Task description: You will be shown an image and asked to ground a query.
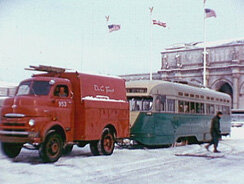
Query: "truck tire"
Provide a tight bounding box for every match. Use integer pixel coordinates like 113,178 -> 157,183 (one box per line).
39,132 -> 63,163
62,145 -> 73,155
1,143 -> 22,158
99,128 -> 115,155
90,141 -> 100,156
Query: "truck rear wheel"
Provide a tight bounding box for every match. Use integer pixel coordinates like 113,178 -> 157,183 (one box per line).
39,132 -> 63,163
1,143 -> 22,158
90,141 -> 100,156
99,128 -> 115,155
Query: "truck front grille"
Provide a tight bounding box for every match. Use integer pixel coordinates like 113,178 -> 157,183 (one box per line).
3,123 -> 25,127
0,118 -> 29,138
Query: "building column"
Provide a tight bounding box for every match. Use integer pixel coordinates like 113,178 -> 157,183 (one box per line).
160,72 -> 168,81
175,71 -> 182,81
205,69 -> 210,88
232,71 -> 240,109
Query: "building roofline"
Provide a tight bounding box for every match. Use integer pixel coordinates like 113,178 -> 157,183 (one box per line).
161,43 -> 244,54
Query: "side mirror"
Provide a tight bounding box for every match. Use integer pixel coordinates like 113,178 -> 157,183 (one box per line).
70,91 -> 74,99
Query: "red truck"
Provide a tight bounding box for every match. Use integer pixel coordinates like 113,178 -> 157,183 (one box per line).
0,65 -> 129,162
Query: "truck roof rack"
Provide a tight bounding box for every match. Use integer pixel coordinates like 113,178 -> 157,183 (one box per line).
25,65 -> 69,73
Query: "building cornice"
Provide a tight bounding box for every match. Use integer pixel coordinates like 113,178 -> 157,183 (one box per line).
161,43 -> 244,54
159,64 -> 244,73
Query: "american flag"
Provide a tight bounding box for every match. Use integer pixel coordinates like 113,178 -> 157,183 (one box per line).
108,24 -> 121,32
205,8 -> 216,18
152,20 -> 166,28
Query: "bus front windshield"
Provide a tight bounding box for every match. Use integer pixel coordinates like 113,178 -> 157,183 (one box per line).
16,80 -> 51,96
128,97 -> 153,111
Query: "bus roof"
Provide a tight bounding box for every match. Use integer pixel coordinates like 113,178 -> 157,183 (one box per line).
126,80 -> 231,103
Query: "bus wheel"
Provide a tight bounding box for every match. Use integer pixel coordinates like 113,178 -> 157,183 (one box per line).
90,141 -> 100,156
99,128 -> 115,155
39,132 -> 63,163
1,143 -> 22,158
62,145 -> 73,155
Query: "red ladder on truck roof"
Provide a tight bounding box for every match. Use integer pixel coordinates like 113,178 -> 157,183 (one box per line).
25,65 -> 69,73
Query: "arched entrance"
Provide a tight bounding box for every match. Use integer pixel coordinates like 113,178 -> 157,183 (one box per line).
211,80 -> 233,108
218,83 -> 233,99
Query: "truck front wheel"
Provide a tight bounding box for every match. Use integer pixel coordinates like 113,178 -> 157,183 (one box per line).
1,143 -> 22,158
99,128 -> 115,155
39,132 -> 63,163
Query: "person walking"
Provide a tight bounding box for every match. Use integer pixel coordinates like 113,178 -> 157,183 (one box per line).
205,111 -> 223,153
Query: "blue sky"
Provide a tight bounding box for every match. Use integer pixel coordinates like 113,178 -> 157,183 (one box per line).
0,0 -> 243,83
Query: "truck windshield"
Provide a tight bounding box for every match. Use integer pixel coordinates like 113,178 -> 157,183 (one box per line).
16,81 -> 51,96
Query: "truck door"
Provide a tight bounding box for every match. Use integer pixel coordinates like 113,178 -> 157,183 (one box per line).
52,84 -> 73,133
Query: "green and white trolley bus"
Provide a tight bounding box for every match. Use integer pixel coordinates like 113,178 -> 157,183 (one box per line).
126,80 -> 231,146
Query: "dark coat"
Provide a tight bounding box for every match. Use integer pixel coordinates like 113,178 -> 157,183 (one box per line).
210,115 -> 221,137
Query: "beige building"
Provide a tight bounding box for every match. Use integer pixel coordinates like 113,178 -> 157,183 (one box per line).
121,39 -> 244,113
0,81 -> 17,110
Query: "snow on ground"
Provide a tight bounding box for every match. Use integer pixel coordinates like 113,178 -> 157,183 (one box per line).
1,127 -> 244,184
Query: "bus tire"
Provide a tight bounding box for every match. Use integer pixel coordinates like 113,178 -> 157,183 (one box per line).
99,128 -> 115,155
90,141 -> 100,156
1,142 -> 22,158
39,132 -> 63,163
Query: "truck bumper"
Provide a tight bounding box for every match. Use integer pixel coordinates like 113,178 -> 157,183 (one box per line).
0,130 -> 41,144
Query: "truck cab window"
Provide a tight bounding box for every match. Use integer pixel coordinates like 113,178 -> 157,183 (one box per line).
16,81 -> 51,96
30,81 -> 51,95
16,81 -> 31,96
54,85 -> 69,97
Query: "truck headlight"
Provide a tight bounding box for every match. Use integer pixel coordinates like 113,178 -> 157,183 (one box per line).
28,119 -> 35,126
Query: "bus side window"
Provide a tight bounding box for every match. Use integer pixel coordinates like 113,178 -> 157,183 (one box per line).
228,106 -> 230,115
155,95 -> 166,112
200,103 -> 204,114
190,102 -> 195,113
167,99 -> 175,112
133,99 -> 142,111
142,98 -> 153,111
184,102 -> 189,113
210,105 -> 215,114
129,99 -> 134,111
196,103 -> 200,113
227,106 -> 230,115
178,101 -> 184,113
207,104 -> 215,114
206,104 -> 210,114
222,106 -> 230,115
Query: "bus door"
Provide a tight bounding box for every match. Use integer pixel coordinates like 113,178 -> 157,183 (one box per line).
154,95 -> 175,143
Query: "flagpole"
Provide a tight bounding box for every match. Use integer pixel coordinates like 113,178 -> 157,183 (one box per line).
203,1 -> 207,87
149,7 -> 153,81
105,16 -> 110,74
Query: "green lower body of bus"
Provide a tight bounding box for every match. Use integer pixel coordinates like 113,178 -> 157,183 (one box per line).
130,112 -> 231,146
